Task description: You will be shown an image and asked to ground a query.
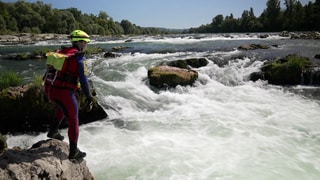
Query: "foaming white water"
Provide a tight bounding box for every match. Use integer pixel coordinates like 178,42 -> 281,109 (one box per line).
33,33 -> 290,46
85,55 -> 320,179
7,76 -> 320,179
124,33 -> 288,44
6,41 -> 320,179
79,74 -> 320,179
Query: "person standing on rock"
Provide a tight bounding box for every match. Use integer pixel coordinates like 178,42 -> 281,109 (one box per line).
43,30 -> 93,160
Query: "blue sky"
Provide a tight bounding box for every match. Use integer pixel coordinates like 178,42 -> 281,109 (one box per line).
3,0 -> 315,29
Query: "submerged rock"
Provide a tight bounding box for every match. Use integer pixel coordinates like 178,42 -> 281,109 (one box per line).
0,139 -> 93,180
104,52 -> 121,58
238,44 -> 270,50
164,58 -> 209,69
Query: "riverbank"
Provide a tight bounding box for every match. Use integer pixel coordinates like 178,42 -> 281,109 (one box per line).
0,33 -> 67,45
0,33 -> 111,46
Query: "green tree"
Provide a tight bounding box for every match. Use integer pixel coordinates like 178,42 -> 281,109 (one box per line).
239,10 -> 250,32
96,19 -> 109,32
66,8 -> 82,20
248,7 -> 263,31
7,0 -> 45,33
114,22 -> 124,34
294,1 -> 304,30
97,26 -> 106,35
77,14 -> 95,34
121,20 -> 135,34
263,0 -> 282,31
0,1 -> 10,25
284,0 -> 297,30
33,1 -> 52,32
221,14 -> 238,32
211,14 -> 224,32
46,10 -> 75,33
0,15 -> 6,32
98,11 -> 109,20
7,17 -> 18,32
304,0 -> 320,30
314,0 -> 320,30
0,1 -> 180,35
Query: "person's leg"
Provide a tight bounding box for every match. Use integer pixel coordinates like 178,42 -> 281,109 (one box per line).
48,87 -> 86,160
46,86 -> 65,140
47,107 -> 65,140
66,90 -> 79,144
60,89 -> 86,160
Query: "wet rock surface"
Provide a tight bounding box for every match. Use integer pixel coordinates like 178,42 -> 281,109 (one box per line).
0,139 -> 93,180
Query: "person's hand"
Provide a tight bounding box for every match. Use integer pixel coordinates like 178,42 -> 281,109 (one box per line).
84,97 -> 93,112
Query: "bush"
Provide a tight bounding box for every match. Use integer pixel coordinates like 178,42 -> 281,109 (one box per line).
33,48 -> 53,56
0,133 -> 7,154
30,74 -> 43,88
0,72 -> 22,90
85,46 -> 104,55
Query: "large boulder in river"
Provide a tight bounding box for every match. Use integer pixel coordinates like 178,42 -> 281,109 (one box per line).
249,54 -> 318,85
0,139 -> 93,179
148,66 -> 198,88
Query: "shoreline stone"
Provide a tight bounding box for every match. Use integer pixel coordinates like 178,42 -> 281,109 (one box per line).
0,139 -> 94,179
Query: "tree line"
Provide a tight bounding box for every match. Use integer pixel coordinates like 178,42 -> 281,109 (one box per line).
0,0 -> 319,36
188,0 -> 320,33
0,0 -> 170,35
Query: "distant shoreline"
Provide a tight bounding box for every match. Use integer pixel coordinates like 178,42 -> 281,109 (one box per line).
0,33 -> 115,46
0,33 -> 67,45
0,31 -> 319,46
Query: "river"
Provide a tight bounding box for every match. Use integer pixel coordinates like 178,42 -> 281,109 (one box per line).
1,33 -> 320,180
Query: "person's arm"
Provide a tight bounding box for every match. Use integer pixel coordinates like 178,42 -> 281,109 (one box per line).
76,55 -> 91,100
76,55 -> 93,112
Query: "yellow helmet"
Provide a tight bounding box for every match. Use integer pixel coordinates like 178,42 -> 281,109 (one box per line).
69,30 -> 90,43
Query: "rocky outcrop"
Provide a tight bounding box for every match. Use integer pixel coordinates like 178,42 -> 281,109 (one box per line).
148,66 -> 198,88
238,44 -> 270,50
249,54 -> 320,85
279,31 -> 320,39
0,139 -> 93,180
0,83 -> 108,134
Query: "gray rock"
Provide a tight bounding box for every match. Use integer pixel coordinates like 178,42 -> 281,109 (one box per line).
0,139 -> 93,180
238,44 -> 270,50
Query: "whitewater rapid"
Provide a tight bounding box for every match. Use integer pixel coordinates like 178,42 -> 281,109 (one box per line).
5,33 -> 320,179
